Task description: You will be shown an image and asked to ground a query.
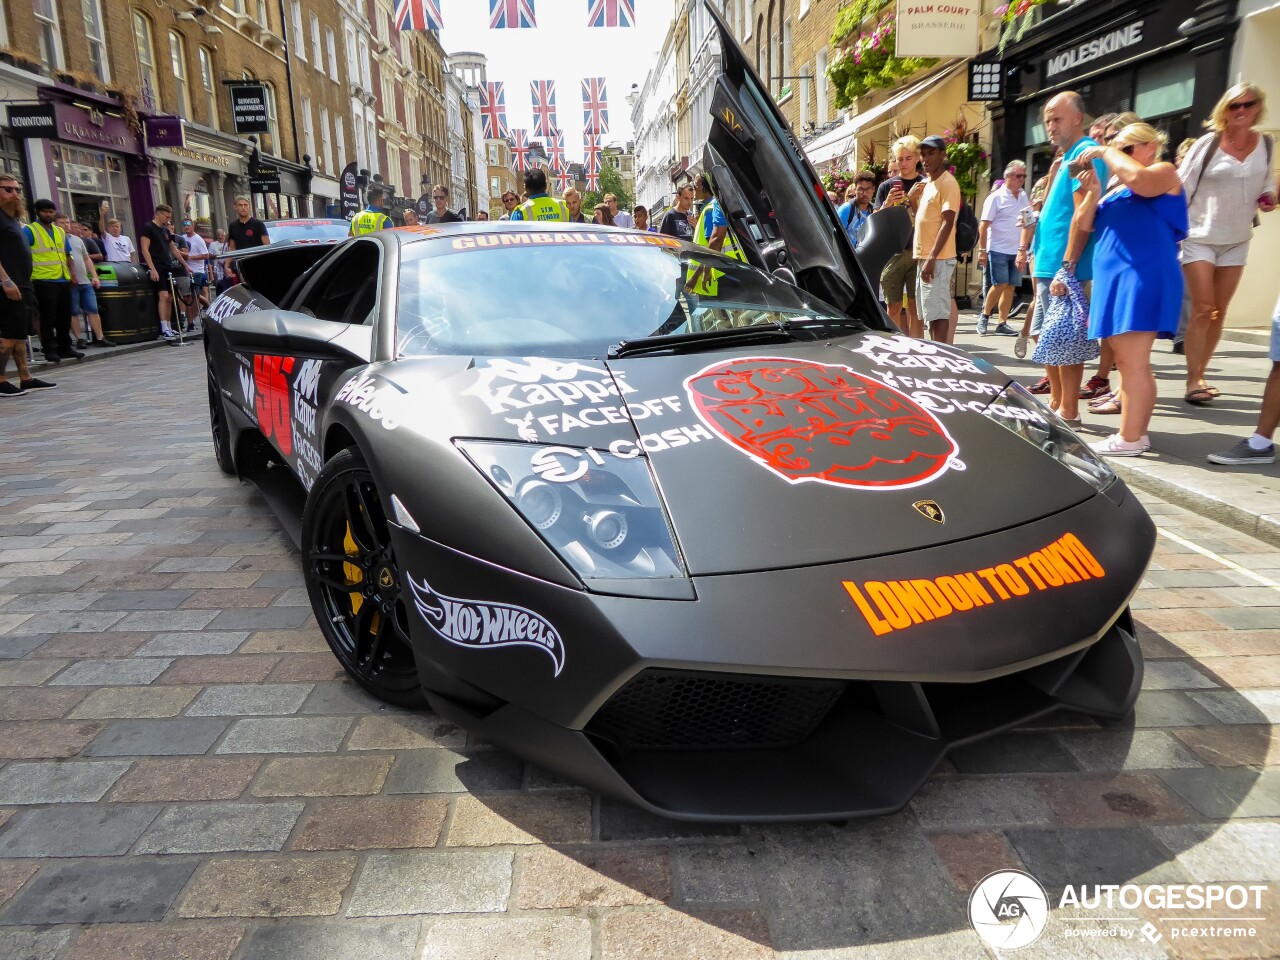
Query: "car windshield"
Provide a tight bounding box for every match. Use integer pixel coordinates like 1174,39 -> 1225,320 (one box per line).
394,231 -> 848,358
265,220 -> 350,244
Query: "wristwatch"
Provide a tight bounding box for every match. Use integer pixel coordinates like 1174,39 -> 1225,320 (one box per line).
1061,260 -> 1076,273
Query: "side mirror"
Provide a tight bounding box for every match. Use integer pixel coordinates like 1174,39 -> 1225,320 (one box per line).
221,309 -> 370,364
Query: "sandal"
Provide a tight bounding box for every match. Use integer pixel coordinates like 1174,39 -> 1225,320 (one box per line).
1184,387 -> 1215,406
1091,395 -> 1122,414
1205,385 -> 1221,398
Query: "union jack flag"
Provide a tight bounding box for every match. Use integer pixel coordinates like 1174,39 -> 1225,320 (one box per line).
587,0 -> 634,28
583,134 -> 602,175
586,172 -> 600,191
581,78 -> 609,135
510,129 -> 531,172
489,0 -> 536,29
530,80 -> 557,139
556,167 -> 574,193
479,82 -> 508,140
394,0 -> 443,30
546,132 -> 565,170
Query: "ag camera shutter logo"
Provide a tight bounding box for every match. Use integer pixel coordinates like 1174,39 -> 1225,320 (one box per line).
969,870 -> 1049,950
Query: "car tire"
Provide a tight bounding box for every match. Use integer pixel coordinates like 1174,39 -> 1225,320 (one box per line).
207,364 -> 236,476
302,448 -> 426,708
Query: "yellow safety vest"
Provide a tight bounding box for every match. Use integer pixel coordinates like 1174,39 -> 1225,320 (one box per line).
694,200 -> 745,262
516,196 -> 569,222
352,209 -> 391,235
30,223 -> 69,281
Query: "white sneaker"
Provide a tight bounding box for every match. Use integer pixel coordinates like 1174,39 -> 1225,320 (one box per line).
1091,434 -> 1149,457
1014,334 -> 1029,359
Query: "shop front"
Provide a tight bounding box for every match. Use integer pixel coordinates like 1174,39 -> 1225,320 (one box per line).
249,150 -> 313,221
310,171 -> 341,219
0,63 -> 51,201
150,129 -> 249,238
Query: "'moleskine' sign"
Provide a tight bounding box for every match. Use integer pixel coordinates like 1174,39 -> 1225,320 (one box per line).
896,3 -> 980,58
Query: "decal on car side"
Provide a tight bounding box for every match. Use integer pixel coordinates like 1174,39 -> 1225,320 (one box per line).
407,575 -> 565,676
463,357 -> 634,415
842,532 -> 1106,637
685,356 -> 960,490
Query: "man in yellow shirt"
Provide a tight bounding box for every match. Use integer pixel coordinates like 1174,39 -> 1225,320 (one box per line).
908,135 -> 961,343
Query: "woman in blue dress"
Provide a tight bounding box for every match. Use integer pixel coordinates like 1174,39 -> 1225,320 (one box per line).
1074,123 -> 1187,456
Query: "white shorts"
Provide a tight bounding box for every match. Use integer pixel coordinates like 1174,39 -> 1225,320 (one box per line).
1181,239 -> 1251,268
1270,314 -> 1280,363
915,258 -> 956,324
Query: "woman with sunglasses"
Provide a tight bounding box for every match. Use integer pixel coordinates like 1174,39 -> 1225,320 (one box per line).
1073,124 -> 1187,456
1177,82 -> 1276,406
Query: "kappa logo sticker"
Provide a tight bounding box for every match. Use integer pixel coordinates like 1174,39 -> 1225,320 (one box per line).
685,356 -> 960,490
407,575 -> 565,676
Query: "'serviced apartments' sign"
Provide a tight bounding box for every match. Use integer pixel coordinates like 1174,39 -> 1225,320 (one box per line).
1046,20 -> 1144,79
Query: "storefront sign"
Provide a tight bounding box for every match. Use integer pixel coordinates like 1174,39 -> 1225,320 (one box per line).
340,161 -> 360,218
51,102 -> 138,153
6,103 -> 56,138
250,171 -> 282,193
154,145 -> 243,173
1045,20 -> 1145,81
969,61 -> 1004,102
145,116 -> 185,149
230,83 -> 270,134
896,2 -> 980,58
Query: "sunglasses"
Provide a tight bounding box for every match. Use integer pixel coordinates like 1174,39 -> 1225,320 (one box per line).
1229,99 -> 1259,111
432,195 -> 447,200
0,186 -> 19,194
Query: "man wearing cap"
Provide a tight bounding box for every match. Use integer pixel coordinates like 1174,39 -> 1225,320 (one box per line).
908,135 -> 961,343
25,199 -> 81,363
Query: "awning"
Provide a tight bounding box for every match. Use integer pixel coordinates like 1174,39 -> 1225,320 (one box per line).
804,61 -> 967,167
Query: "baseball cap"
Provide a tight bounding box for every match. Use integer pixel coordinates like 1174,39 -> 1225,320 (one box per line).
919,135 -> 947,151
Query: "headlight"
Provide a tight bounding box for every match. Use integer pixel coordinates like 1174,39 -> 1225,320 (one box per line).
456,440 -> 688,581
982,384 -> 1116,491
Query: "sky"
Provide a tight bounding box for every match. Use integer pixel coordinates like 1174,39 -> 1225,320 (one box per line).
436,0 -> 676,163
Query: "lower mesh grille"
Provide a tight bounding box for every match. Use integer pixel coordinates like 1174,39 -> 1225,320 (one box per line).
586,669 -> 846,752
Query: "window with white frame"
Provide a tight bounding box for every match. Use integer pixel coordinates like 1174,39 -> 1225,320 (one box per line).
358,37 -> 371,89
302,96 -> 315,165
169,31 -> 192,119
335,112 -> 346,168
311,16 -> 323,66
82,0 -> 109,81
326,28 -> 338,79
198,46 -> 218,128
291,0 -> 305,60
815,49 -> 829,124
263,82 -> 280,155
366,117 -> 377,173
319,105 -> 332,171
34,0 -> 62,72
345,23 -> 357,80
800,0 -> 810,15
782,19 -> 793,98
134,13 -> 160,109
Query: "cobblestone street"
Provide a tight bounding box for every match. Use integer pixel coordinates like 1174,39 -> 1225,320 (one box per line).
1,348 -> 1278,959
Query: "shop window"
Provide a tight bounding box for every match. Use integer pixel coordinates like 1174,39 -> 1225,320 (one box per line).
199,47 -> 218,128
1136,58 -> 1195,120
134,13 -> 160,111
52,145 -> 132,238
169,31 -> 192,121
33,0 -> 61,72
82,0 -> 109,82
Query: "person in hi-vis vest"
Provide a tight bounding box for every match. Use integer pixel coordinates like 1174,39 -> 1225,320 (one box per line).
686,172 -> 745,298
350,185 -> 393,237
25,199 -> 80,362
510,169 -> 569,222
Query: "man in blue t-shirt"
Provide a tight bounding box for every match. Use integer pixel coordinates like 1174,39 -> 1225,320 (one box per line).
836,172 -> 876,248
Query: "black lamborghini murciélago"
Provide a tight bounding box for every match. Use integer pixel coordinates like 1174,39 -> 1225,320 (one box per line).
203,4 -> 1154,821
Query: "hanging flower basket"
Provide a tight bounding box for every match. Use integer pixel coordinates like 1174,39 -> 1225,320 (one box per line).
827,0 -> 937,110
997,0 -> 1057,55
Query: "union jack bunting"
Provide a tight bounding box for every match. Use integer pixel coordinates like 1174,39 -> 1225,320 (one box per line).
587,0 -> 634,28
583,134 -> 602,175
581,77 -> 609,135
530,80 -> 557,140
489,0 -> 536,29
510,129 -> 531,172
479,82 -> 508,140
394,0 -> 443,30
556,166 -> 574,193
546,132 -> 565,170
586,173 -> 600,191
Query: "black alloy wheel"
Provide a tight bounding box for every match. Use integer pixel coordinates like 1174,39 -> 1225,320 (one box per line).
302,448 -> 425,707
207,364 -> 236,475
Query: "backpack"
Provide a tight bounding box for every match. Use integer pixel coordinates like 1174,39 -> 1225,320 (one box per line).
954,201 -> 979,254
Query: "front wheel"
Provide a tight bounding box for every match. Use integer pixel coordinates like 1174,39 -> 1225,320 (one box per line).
301,448 -> 425,707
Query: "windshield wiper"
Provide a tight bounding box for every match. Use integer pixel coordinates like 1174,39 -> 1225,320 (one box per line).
609,322 -> 796,359
778,316 -> 870,334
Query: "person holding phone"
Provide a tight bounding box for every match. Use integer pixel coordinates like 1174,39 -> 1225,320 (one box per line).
874,136 -> 924,337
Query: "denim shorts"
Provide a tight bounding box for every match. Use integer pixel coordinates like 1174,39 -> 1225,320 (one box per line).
987,251 -> 1021,287
71,283 -> 98,316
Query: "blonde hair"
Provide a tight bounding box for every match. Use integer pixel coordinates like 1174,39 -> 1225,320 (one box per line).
1112,122 -> 1168,152
563,187 -> 581,202
890,135 -> 920,159
1176,137 -> 1197,165
1207,82 -> 1267,132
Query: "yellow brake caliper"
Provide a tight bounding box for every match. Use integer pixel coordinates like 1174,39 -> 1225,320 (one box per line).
343,522 -> 381,637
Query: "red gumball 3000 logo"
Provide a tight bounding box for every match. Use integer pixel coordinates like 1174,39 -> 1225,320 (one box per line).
684,356 -> 958,490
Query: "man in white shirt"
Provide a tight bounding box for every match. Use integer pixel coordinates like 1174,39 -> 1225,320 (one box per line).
56,215 -> 111,347
605,194 -> 633,229
976,160 -> 1032,335
98,202 -> 137,264
180,220 -> 211,309
207,227 -> 228,292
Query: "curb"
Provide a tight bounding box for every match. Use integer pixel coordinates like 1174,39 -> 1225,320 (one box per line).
30,334 -> 198,372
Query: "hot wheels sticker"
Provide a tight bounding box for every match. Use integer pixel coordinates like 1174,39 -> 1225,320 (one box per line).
685,356 -> 959,490
407,575 -> 565,676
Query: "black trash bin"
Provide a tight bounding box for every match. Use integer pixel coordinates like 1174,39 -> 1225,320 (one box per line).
96,263 -> 159,344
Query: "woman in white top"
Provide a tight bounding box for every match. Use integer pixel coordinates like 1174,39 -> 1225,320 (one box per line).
1179,82 -> 1277,405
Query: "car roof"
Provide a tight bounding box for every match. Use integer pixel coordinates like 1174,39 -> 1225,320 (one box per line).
384,220 -> 694,250
264,218 -> 349,227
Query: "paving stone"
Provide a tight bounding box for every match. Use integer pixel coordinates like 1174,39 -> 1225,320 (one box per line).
135,632 -> 249,656
1196,655 -> 1280,689
599,799 -> 739,841
238,921 -> 419,960
0,660 -> 69,686
187,683 -> 313,716
1131,691 -> 1222,727
669,845 -> 760,906
1204,606 -> 1280,630
0,687 -> 87,720
86,590 -> 193,611
69,685 -> 201,719
1008,826 -> 1190,892
217,717 -> 352,754
0,803 -> 163,857
345,714 -> 468,751
291,797 -> 448,850
384,748 -> 524,794
113,610 -> 219,632
420,916 -> 590,960
948,732 -> 1079,774
1141,660 -> 1221,691
0,857 -> 197,923
251,755 -> 393,797
1174,725 -> 1280,766
1189,688 -> 1280,725
109,757 -> 262,802
346,850 -> 513,916
0,861 -> 38,909
59,923 -> 246,960
1032,773 -> 1193,826
0,760 -> 131,803
171,572 -> 263,589
0,635 -> 46,658
299,681 -> 388,715
239,629 -> 330,654
447,793 -> 593,846
927,831 -> 1025,892
1152,822 -> 1280,883
135,801 -> 304,854
1160,768 -> 1280,818
518,845 -> 670,908
205,608 -> 315,631
600,909 -> 772,960
179,588 -> 281,609
10,611 -> 127,635
154,557 -> 239,572
34,632 -> 150,658
267,654 -> 345,683
159,654 -> 282,685
270,587 -> 311,607
1057,729 -> 1205,771
50,658 -> 172,686
910,778 -> 1054,829
0,720 -> 104,759
177,856 -> 357,918
86,717 -> 230,757
0,928 -> 74,960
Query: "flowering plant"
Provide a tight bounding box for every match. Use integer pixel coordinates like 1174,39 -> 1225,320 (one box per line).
997,0 -> 1057,53
943,132 -> 989,200
827,0 -> 937,108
